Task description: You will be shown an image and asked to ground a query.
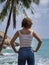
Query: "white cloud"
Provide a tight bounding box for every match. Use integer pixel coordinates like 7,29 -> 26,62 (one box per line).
40,0 -> 49,5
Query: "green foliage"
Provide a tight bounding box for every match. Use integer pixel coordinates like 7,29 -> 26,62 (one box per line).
28,0 -> 32,3
33,0 -> 40,5
21,0 -> 32,8
23,0 -> 30,8
0,0 -> 6,3
23,9 -> 28,17
0,0 -> 40,21
0,0 -> 40,24
0,0 -> 10,21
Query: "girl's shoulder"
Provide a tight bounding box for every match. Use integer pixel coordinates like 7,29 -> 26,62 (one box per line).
17,30 -> 22,35
29,29 -> 34,33
30,30 -> 37,36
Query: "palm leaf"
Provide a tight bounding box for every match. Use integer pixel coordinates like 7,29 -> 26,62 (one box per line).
0,0 -> 11,21
23,9 -> 28,17
30,6 -> 36,14
0,0 -> 6,3
21,0 -> 30,8
33,0 -> 40,5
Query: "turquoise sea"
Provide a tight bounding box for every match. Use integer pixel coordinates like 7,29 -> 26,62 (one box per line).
0,39 -> 49,65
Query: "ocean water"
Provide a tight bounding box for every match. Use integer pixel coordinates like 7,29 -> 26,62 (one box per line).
0,39 -> 49,65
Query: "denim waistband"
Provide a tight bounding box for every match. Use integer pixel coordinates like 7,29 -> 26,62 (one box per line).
19,47 -> 32,50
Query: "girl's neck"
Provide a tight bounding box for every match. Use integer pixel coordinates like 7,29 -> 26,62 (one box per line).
23,27 -> 30,30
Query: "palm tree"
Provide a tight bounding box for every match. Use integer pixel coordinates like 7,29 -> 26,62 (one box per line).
0,0 -> 40,52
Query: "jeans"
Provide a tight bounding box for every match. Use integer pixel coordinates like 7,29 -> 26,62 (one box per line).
18,47 -> 35,65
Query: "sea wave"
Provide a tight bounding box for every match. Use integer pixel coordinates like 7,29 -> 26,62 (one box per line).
0,55 -> 49,65
0,59 -> 49,65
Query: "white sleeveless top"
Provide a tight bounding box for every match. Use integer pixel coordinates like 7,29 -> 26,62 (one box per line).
19,31 -> 33,47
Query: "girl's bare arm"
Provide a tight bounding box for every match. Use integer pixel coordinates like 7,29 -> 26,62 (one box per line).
10,31 -> 19,53
33,31 -> 42,52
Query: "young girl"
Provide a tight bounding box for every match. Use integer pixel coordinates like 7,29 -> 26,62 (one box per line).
10,17 -> 42,65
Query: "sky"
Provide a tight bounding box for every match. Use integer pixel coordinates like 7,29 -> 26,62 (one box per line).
0,0 -> 49,39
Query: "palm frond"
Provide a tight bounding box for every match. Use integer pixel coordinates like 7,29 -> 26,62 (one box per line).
30,6 -> 36,14
27,0 -> 33,3
33,0 -> 40,5
30,8 -> 34,14
23,8 -> 28,17
0,0 -> 10,21
0,0 -> 6,3
21,0 -> 30,8
16,0 -> 19,4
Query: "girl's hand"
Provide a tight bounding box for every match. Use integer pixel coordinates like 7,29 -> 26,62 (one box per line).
15,51 -> 19,53
33,50 -> 38,52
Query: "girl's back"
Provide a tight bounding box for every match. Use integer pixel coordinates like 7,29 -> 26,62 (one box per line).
19,29 -> 33,47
